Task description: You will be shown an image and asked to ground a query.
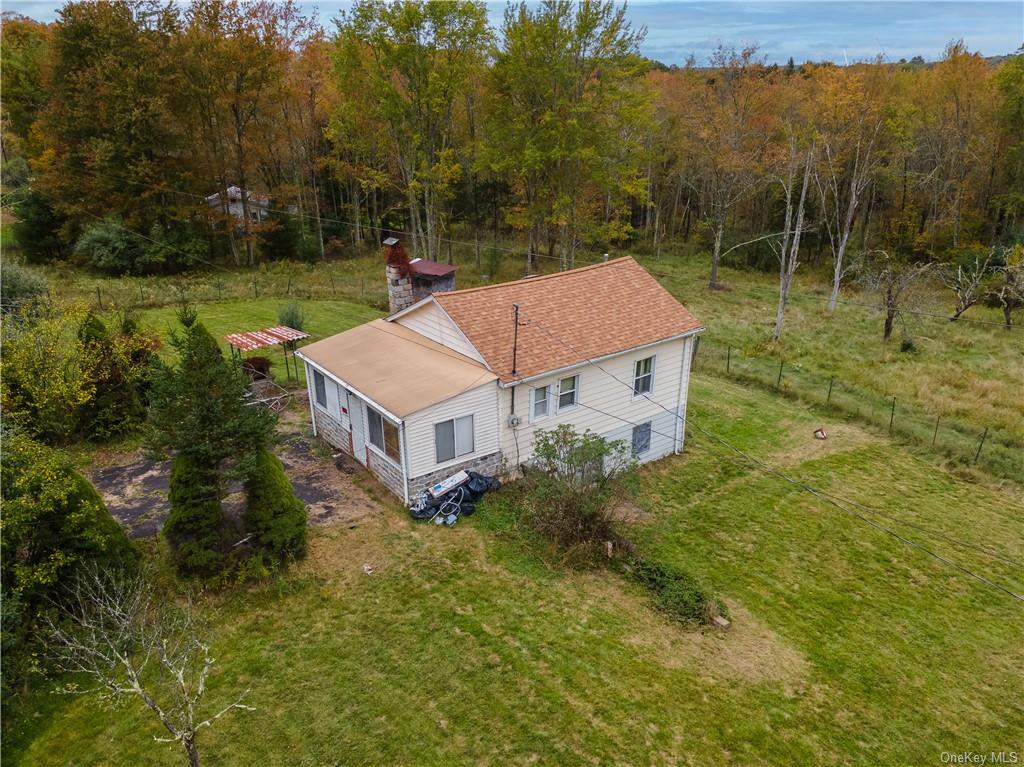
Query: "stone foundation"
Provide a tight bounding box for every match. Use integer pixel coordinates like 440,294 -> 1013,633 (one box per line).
313,406 -> 351,455
367,449 -> 406,499
407,451 -> 505,499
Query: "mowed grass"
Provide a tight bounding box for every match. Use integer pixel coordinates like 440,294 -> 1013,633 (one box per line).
7,376 -> 1022,766
132,298 -> 383,386
41,243 -> 1024,439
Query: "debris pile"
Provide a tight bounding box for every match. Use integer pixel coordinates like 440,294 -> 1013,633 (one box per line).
409,470 -> 501,526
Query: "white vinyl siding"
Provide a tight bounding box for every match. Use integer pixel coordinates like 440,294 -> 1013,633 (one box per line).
403,381 -> 500,478
499,335 -> 694,467
391,301 -> 486,364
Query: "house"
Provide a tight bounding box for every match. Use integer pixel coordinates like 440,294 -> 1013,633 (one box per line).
205,186 -> 270,223
295,254 -> 704,503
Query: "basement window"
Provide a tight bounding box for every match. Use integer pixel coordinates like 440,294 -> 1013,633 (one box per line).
435,415 -> 474,463
632,422 -> 652,456
367,407 -> 401,463
633,356 -> 655,396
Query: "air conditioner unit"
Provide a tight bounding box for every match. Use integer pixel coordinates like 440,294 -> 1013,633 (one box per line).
507,414 -> 522,428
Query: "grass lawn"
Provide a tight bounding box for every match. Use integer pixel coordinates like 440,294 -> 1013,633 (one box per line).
39,244 -> 1023,442
132,298 -> 383,387
6,376 -> 1022,766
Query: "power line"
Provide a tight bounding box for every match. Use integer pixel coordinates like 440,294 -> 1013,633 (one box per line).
519,307 -> 1024,603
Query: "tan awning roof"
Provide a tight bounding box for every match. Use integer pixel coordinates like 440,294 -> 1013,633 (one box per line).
296,319 -> 496,418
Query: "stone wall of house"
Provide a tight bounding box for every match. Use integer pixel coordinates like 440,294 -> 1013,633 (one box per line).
367,450 -> 406,499
313,406 -> 351,456
406,450 -> 505,500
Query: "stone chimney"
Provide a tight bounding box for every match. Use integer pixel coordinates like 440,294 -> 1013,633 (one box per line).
384,237 -> 414,314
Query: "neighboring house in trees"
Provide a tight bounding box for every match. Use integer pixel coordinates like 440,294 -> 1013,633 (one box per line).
205,186 -> 270,223
296,254 -> 704,503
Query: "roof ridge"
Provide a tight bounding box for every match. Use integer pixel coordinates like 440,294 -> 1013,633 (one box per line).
432,256 -> 637,299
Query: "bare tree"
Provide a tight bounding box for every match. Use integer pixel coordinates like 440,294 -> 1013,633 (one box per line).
992,261 -> 1024,329
940,248 -> 995,320
44,566 -> 253,767
857,250 -> 934,341
771,138 -> 814,342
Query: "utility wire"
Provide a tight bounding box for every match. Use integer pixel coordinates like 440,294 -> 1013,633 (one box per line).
519,308 -> 1024,603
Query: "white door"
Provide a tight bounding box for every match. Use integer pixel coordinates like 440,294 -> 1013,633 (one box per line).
348,392 -> 367,465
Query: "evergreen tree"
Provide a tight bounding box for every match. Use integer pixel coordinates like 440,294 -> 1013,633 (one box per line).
77,312 -> 146,440
243,450 -> 307,565
147,307 -> 276,575
165,453 -> 224,576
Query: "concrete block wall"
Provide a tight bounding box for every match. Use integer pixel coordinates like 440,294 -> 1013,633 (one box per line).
406,450 -> 504,500
313,406 -> 352,456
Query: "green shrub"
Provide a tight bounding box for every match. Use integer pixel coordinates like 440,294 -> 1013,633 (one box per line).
243,450 -> 307,565
278,301 -> 305,331
0,262 -> 46,313
73,216 -> 158,275
520,425 -> 635,567
165,453 -> 224,577
76,312 -> 148,440
626,557 -> 726,626
1,433 -> 136,700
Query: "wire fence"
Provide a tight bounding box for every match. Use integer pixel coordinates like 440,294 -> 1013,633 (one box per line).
44,263 -> 392,313
692,338 -> 1023,481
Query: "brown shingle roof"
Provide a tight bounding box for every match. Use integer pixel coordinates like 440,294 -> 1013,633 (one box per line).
431,257 -> 703,382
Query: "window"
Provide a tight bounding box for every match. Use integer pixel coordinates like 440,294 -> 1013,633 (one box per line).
557,375 -> 579,411
312,369 -> 327,408
532,386 -> 549,420
366,407 -> 401,463
633,356 -> 655,396
632,422 -> 652,456
435,415 -> 474,463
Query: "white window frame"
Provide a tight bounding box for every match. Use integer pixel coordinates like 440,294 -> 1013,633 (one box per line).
366,406 -> 401,464
632,355 -> 656,398
557,375 -> 579,412
531,385 -> 550,421
434,414 -> 475,464
312,369 -> 328,409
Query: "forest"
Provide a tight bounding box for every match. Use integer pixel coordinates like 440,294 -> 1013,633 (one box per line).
2,0 -> 1022,298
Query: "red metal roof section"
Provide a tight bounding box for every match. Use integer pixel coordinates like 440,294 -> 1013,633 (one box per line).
224,325 -> 310,352
409,259 -> 457,278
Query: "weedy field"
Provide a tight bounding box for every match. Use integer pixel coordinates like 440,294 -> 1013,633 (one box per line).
5,375 -> 1022,766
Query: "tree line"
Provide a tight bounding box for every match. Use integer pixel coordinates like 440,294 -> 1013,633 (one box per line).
2,2 -> 1020,282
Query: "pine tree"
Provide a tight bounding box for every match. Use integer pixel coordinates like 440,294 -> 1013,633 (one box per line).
243,450 -> 307,565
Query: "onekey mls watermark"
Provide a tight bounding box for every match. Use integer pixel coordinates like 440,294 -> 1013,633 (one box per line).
940,753 -> 1019,765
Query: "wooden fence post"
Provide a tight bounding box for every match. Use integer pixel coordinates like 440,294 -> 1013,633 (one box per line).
974,427 -> 988,464
889,397 -> 896,434
932,415 -> 940,447
827,377 -> 834,403
726,346 -> 731,374
776,359 -> 784,389
95,286 -> 102,308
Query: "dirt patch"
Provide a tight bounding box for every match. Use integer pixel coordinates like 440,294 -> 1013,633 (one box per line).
610,498 -> 650,524
773,419 -> 877,467
87,397 -> 386,538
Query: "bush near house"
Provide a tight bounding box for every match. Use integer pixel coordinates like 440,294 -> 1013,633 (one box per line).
522,425 -> 636,566
243,450 -> 307,565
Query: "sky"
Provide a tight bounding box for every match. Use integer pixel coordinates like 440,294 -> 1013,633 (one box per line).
2,0 -> 1021,65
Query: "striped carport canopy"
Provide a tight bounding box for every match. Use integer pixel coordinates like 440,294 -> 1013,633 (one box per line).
224,325 -> 310,352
